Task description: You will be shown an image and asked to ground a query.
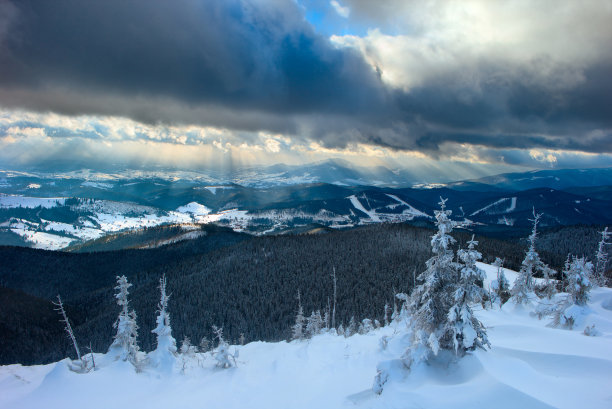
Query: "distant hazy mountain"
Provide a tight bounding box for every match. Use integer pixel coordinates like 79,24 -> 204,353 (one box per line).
1,164 -> 611,250
447,167 -> 612,191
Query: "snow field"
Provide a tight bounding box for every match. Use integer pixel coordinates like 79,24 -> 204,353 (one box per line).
2,275 -> 611,409
0,195 -> 66,209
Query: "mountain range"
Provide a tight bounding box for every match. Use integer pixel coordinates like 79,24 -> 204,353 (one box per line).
1,162 -> 611,250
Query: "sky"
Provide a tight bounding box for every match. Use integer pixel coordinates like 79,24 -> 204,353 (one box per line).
0,0 -> 611,179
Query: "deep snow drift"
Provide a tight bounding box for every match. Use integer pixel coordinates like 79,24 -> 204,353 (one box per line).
1,264 -> 611,409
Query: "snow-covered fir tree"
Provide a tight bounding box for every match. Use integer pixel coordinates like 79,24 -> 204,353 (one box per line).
383,303 -> 390,326
323,298 -> 330,331
108,275 -> 139,365
212,325 -> 237,368
491,257 -> 510,305
345,316 -> 358,337
409,197 -> 460,357
565,257 -> 593,306
179,337 -> 197,373
148,275 -> 177,371
359,318 -> 375,334
199,337 -> 210,353
594,227 -> 609,287
291,290 -> 305,341
305,310 -> 323,338
395,293 -> 410,322
447,236 -> 489,355
511,210 -> 554,304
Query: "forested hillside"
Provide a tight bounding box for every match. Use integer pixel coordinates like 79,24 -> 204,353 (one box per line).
0,223 -> 608,365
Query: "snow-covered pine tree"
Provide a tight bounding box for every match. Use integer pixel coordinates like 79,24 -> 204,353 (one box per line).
305,310 -> 323,338
345,316 -> 357,337
594,227 -> 609,287
199,337 -> 210,353
149,275 -> 177,371
491,257 -> 510,305
561,254 -> 571,291
291,290 -> 305,341
383,303 -> 390,326
331,267 -> 337,330
212,325 -> 237,368
359,318 -> 375,334
324,297 -> 331,331
108,275 -> 139,365
511,210 -> 552,304
565,257 -> 593,306
447,236 -> 490,356
179,337 -> 197,373
409,197 -> 459,357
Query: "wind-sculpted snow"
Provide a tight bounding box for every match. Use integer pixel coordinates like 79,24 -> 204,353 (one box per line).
1,264 -> 611,409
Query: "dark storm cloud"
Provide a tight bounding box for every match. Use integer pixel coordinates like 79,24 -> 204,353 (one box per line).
0,0 -> 385,123
0,0 -> 611,161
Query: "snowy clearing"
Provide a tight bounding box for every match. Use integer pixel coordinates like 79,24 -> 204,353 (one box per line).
0,195 -> 66,209
1,267 -> 611,409
10,230 -> 74,250
175,202 -> 211,216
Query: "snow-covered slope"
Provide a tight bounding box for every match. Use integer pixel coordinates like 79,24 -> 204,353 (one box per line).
1,268 -> 611,409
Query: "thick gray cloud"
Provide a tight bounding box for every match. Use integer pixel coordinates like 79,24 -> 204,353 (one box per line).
0,0 -> 385,124
0,0 -> 611,160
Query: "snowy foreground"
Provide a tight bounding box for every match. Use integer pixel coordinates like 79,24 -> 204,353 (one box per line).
1,264 -> 612,409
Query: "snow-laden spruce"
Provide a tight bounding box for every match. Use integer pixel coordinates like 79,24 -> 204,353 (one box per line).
566,257 -> 594,306
212,326 -> 238,368
594,227 -> 609,287
511,210 -> 556,304
374,198 -> 490,394
409,197 -> 489,360
448,235 -> 490,355
552,256 -> 595,329
108,275 -> 140,365
490,257 -> 510,306
148,275 -> 177,372
291,290 -> 305,341
305,310 -> 324,338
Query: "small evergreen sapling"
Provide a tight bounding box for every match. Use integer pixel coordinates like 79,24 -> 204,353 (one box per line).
565,257 -> 593,306
305,310 -> 323,338
212,326 -> 238,368
553,257 -> 594,329
594,227 -> 609,287
291,290 -> 305,341
511,210 -> 554,304
491,258 -> 510,305
359,318 -> 375,334
383,303 -> 390,327
179,337 -> 197,373
447,236 -> 490,356
108,275 -> 140,365
345,316 -> 357,337
149,275 -> 177,371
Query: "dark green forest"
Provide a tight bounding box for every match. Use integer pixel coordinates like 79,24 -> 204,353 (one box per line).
0,223 -> 608,365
